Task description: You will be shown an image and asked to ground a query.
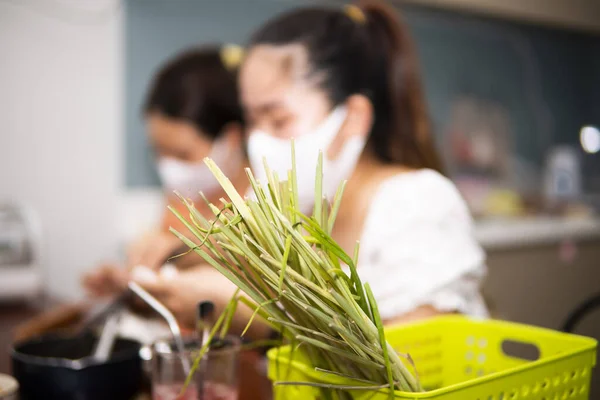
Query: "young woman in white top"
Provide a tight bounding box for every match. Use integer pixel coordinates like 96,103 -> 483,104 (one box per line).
240,0 -> 488,325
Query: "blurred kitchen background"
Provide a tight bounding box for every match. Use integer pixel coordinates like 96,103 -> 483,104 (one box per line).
1,0 -> 599,361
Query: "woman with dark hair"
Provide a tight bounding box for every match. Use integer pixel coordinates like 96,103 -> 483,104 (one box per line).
129,45 -> 247,272
83,46 -> 252,316
240,0 -> 488,325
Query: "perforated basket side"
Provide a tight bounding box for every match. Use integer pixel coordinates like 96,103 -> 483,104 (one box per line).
267,316 -> 597,400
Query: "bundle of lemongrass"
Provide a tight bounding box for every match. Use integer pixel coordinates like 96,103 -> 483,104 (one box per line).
169,148 -> 421,398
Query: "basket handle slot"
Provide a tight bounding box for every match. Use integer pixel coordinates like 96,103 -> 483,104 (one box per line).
501,339 -> 540,361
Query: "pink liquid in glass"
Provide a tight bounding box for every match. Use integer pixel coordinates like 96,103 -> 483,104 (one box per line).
153,382 -> 238,400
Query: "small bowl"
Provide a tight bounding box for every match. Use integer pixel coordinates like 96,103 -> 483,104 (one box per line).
0,374 -> 19,400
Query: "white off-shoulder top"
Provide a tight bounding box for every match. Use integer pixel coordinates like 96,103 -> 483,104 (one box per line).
354,169 -> 489,320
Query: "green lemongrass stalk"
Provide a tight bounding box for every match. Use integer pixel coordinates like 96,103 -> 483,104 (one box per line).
365,283 -> 395,400
219,290 -> 239,338
315,368 -> 379,385
240,339 -> 283,351
275,381 -> 399,391
169,147 -> 421,397
181,290 -> 239,393
327,181 -> 346,234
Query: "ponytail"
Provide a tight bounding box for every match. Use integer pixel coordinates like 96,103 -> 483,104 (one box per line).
358,0 -> 444,173
249,0 -> 443,173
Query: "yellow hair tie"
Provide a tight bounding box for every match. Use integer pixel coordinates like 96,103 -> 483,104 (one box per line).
220,44 -> 244,71
344,4 -> 366,24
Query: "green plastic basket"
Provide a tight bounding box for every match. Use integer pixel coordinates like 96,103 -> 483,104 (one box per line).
267,316 -> 597,399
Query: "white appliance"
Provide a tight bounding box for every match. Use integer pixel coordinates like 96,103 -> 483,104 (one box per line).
0,203 -> 43,301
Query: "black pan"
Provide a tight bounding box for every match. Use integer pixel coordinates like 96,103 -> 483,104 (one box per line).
11,332 -> 144,400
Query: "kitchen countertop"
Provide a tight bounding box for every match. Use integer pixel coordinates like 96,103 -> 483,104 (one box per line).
474,216 -> 600,250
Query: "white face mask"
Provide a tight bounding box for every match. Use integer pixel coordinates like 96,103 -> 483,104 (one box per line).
157,137 -> 240,199
247,106 -> 366,213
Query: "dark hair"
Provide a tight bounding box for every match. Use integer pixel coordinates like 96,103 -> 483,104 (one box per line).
144,46 -> 244,139
249,0 -> 443,173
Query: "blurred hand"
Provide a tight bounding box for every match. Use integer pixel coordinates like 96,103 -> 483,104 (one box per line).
83,230 -> 184,298
131,265 -> 236,329
126,230 -> 184,271
85,263 -> 272,339
82,264 -> 129,298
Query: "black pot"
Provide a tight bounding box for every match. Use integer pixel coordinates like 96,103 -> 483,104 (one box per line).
11,332 -> 144,400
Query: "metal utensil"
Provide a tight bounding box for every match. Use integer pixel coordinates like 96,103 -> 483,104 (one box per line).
80,291 -> 131,330
127,281 -> 190,375
47,293 -> 130,360
91,310 -> 122,363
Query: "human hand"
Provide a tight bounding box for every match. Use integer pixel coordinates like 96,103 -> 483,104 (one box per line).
82,263 -> 129,298
126,230 -> 185,271
130,265 -> 230,329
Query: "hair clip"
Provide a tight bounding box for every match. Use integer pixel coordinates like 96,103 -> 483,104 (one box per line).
344,4 -> 367,24
220,44 -> 244,71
